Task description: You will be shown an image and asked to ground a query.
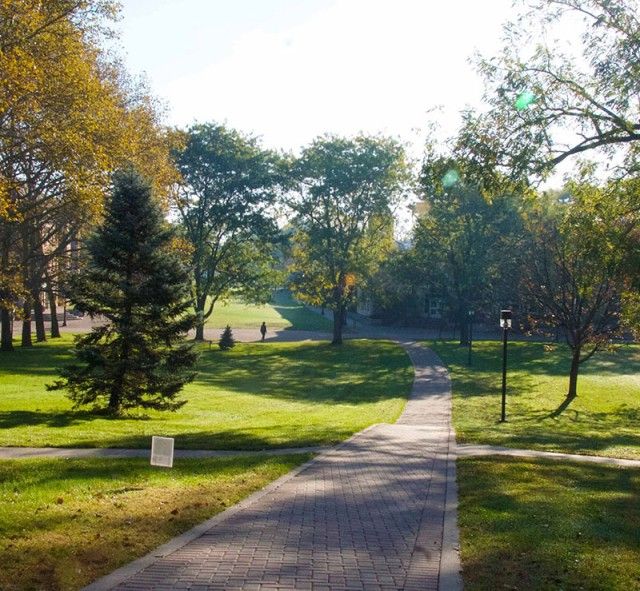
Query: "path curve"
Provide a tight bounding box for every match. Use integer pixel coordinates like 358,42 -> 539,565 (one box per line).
82,341 -> 462,591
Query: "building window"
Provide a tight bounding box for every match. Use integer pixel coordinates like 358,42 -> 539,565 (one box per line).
425,297 -> 443,319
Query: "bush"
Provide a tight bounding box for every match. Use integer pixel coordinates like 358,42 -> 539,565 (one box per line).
218,325 -> 235,350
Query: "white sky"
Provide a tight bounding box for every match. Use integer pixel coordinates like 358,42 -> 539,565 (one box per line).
116,0 -> 517,157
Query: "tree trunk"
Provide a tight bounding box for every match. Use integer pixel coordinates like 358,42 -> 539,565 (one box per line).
567,346 -> 581,400
47,283 -> 60,338
33,294 -> 46,342
195,323 -> 205,341
1,308 -> 13,351
332,306 -> 344,345
108,385 -> 121,412
194,298 -> 206,341
21,300 -> 32,347
62,301 -> 67,327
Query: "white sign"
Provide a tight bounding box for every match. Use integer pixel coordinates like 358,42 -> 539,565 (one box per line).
150,436 -> 174,468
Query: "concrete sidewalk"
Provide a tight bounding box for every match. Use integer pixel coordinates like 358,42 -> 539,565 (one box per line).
456,443 -> 640,468
83,342 -> 462,591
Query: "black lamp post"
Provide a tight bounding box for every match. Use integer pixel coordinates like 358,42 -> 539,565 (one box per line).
467,310 -> 474,366
500,309 -> 512,422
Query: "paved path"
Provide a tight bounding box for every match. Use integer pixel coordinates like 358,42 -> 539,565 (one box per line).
83,342 -> 462,591
457,444 -> 640,468
0,446 -> 329,460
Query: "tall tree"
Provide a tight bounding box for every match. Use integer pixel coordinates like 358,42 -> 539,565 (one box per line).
48,170 -> 197,414
288,135 -> 410,345
520,179 -> 633,402
173,123 -> 284,340
0,0 -> 177,351
414,157 -> 526,344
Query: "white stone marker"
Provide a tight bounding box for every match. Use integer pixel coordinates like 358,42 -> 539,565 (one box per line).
150,436 -> 174,468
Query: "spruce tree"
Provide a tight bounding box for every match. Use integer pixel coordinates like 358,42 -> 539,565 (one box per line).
48,169 -> 197,414
218,325 -> 235,350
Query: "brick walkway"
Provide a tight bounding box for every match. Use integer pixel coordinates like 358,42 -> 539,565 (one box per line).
85,342 -> 461,591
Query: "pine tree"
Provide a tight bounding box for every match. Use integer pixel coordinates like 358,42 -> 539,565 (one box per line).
218,325 -> 235,350
48,169 -> 198,414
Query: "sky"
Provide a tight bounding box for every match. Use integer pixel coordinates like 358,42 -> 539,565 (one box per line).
116,0 -> 517,158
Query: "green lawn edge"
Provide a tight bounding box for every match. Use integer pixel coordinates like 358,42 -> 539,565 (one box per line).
0,337 -> 413,450
429,339 -> 640,460
457,456 -> 640,591
0,454 -> 311,591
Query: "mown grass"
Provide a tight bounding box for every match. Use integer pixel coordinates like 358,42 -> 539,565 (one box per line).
457,456 -> 640,591
0,336 -> 412,449
205,289 -> 332,331
0,454 -> 310,591
430,340 -> 640,459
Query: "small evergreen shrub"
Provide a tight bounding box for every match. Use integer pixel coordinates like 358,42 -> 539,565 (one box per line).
218,325 -> 235,350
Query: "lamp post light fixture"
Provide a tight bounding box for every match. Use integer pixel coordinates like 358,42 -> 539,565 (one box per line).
499,309 -> 512,422
467,310 -> 474,366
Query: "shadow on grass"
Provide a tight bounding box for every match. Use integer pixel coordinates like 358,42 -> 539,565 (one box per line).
0,454 -> 306,495
485,429 -> 640,456
0,409 -> 153,430
74,425 -> 354,450
0,340 -> 74,376
270,289 -> 332,332
439,339 -> 640,378
193,340 -> 411,405
458,457 -> 640,590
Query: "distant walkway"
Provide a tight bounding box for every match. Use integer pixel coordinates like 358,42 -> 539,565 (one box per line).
83,342 -> 462,591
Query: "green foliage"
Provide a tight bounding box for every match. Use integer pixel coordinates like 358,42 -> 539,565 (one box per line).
48,169 -> 197,414
469,0 -> 640,178
518,178 -> 636,397
218,324 -> 235,350
458,457 -> 640,591
172,123 -> 286,339
288,134 -> 411,344
364,246 -> 424,323
413,155 -> 526,342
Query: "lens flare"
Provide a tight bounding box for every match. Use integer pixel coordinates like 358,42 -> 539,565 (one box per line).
441,169 -> 460,188
515,90 -> 536,111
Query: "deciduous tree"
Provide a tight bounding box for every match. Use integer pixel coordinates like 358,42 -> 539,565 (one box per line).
468,0 -> 640,180
172,124 -> 284,340
0,0 -> 177,351
414,157 -> 526,344
288,135 -> 410,345
520,179 -> 633,402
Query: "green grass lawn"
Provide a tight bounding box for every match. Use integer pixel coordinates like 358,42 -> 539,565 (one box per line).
457,456 -> 640,591
430,340 -> 640,459
0,454 -> 310,591
205,289 -> 333,331
0,336 -> 412,449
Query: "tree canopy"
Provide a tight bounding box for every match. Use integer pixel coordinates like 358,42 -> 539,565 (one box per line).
172,123 -> 285,340
0,0 -> 177,351
288,135 -> 411,344
463,0 -> 640,180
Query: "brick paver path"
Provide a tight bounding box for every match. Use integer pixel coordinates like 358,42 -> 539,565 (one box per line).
85,342 -> 460,591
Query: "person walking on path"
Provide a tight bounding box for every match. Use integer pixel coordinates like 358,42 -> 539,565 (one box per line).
260,321 -> 267,341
